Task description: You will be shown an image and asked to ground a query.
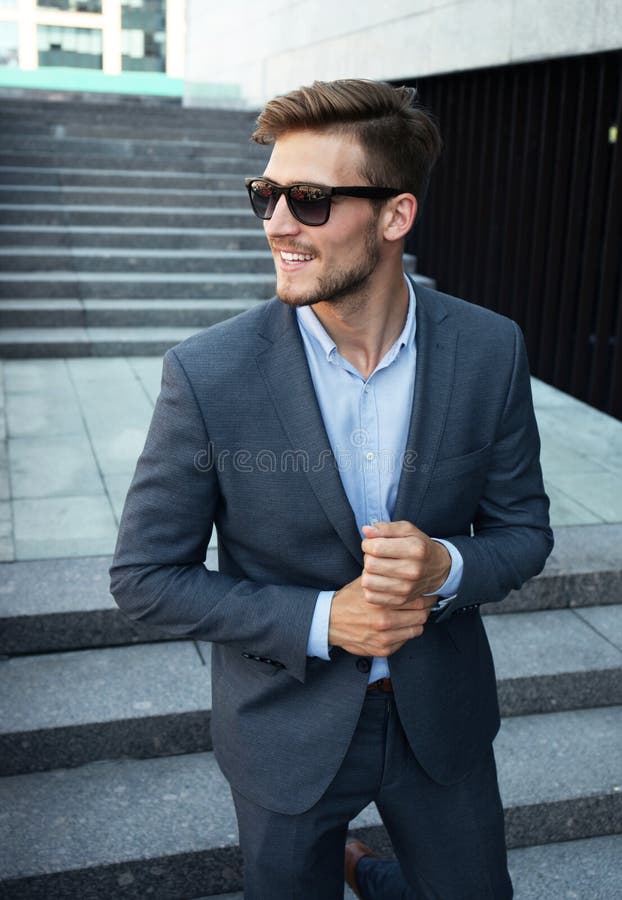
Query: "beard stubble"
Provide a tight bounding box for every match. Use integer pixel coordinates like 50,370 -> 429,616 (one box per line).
274,215 -> 381,312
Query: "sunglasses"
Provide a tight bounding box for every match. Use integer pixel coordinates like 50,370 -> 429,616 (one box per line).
245,177 -> 400,226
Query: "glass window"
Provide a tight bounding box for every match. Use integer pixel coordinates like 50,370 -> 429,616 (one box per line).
38,24 -> 103,69
0,21 -> 18,68
121,0 -> 165,73
37,1 -> 103,11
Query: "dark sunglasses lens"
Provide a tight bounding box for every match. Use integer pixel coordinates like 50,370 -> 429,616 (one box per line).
249,180 -> 276,219
289,184 -> 330,225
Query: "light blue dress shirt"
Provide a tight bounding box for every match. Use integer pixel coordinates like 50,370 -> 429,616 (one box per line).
297,279 -> 464,683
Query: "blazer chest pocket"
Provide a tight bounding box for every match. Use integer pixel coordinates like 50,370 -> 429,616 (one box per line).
430,443 -> 492,482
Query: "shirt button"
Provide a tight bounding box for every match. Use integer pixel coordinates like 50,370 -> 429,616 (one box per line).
356,658 -> 371,674
366,452 -> 374,461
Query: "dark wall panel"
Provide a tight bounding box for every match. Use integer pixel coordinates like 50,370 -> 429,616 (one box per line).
402,50 -> 622,419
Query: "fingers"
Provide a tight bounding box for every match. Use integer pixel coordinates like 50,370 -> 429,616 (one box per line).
362,520 -> 423,540
362,583 -> 437,610
363,545 -> 426,575
359,603 -> 432,656
361,524 -> 431,579
346,631 -> 422,658
337,619 -> 427,658
328,578 -> 432,657
362,533 -> 427,563
361,569 -> 414,600
360,520 -> 451,602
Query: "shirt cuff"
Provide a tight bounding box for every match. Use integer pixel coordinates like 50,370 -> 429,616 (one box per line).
427,539 -> 464,599
306,590 -> 334,660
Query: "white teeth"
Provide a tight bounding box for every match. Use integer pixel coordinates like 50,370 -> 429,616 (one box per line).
280,251 -> 313,262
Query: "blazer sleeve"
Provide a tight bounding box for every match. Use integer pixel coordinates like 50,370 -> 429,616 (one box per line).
109,347 -> 318,683
435,321 -> 554,621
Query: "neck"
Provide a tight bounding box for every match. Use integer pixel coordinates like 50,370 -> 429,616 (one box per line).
311,265 -> 409,380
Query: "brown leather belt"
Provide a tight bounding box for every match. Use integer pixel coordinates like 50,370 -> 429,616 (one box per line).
366,677 -> 393,693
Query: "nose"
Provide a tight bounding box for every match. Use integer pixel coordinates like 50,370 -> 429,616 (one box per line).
263,194 -> 301,238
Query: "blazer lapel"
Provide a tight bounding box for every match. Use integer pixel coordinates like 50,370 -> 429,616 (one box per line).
255,301 -> 364,566
393,282 -> 458,523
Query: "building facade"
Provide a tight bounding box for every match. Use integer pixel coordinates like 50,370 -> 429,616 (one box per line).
0,0 -> 184,93
184,0 -> 621,108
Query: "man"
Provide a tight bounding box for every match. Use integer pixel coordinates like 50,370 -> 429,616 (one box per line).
110,79 -> 553,899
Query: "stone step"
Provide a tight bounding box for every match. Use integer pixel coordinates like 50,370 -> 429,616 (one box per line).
0,98 -> 256,124
0,113 -> 256,131
0,325 -> 229,358
1,605 -> 621,776
0,248 -> 276,274
0,249 -> 416,277
0,526 -> 620,654
0,205 -> 260,228
485,605 -> 622,716
0,556 -> 176,656
0,124 -> 257,144
0,186 -> 250,209
0,105 -> 254,123
206,835 -> 622,900
0,94 -> 244,109
0,641 -> 213,776
0,153 -> 267,175
0,299 -> 263,329
0,225 -> 267,251
0,272 -> 434,302
505,834 -> 622,900
0,706 -> 620,898
0,272 -> 277,300
484,521 -> 622,615
0,93 -> 180,108
0,166 -> 247,190
0,136 -> 268,162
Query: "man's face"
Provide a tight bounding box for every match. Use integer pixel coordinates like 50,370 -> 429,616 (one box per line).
260,130 -> 383,308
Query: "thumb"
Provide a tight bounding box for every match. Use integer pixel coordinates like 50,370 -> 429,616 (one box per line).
361,521 -> 385,538
362,520 -> 421,539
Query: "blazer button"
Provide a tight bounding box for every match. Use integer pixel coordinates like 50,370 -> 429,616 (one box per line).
356,658 -> 371,674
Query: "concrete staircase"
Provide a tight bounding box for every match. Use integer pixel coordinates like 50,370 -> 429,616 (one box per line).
0,94 -> 273,357
1,525 -> 621,898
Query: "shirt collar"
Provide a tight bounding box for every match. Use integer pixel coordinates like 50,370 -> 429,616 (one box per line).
296,275 -> 417,363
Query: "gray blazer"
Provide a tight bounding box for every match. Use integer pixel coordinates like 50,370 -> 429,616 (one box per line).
110,282 -> 553,814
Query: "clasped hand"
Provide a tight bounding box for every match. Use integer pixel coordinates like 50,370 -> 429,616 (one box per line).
328,520 -> 451,658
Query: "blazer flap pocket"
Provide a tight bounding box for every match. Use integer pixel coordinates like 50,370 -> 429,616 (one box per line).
431,443 -> 492,481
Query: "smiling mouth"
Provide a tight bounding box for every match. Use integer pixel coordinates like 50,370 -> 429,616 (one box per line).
279,250 -> 315,263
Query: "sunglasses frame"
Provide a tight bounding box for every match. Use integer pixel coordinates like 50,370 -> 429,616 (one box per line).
245,176 -> 400,226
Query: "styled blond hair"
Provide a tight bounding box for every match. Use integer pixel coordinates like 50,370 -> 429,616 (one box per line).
252,78 -> 442,205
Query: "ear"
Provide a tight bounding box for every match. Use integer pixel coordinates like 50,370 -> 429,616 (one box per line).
381,193 -> 418,242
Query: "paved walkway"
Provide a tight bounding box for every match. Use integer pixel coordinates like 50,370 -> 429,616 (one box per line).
0,356 -> 621,562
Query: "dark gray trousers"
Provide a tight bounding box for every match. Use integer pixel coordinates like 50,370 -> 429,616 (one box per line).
231,691 -> 512,900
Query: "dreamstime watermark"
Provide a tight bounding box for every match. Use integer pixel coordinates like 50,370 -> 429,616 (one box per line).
193,429 -> 422,475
